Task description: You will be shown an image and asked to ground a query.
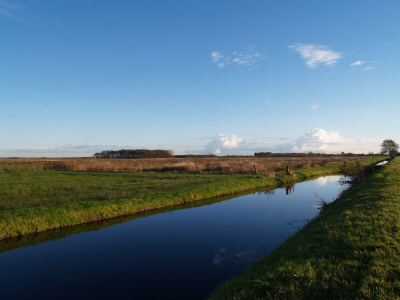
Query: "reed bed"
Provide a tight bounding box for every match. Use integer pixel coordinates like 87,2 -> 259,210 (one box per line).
0,157 -> 363,174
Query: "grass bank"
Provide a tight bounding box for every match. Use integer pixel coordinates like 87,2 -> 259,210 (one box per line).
208,158 -> 400,299
0,157 -> 383,240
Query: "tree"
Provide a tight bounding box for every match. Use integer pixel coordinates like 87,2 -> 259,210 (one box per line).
380,139 -> 399,158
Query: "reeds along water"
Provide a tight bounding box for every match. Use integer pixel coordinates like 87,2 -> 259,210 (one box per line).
0,157 -> 354,174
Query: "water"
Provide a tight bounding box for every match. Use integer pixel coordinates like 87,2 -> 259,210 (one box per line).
377,160 -> 388,165
0,175 -> 346,300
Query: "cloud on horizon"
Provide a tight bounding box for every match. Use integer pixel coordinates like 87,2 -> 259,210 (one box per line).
203,134 -> 245,154
2,129 -> 381,157
0,144 -> 134,157
290,128 -> 380,154
288,43 -> 342,68
198,129 -> 380,155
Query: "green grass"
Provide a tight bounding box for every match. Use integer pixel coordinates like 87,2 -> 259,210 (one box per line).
208,157 -> 400,300
0,157 -> 385,240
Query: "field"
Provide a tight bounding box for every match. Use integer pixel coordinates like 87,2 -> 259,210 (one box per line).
1,156 -> 367,174
0,156 -> 384,240
208,158 -> 400,299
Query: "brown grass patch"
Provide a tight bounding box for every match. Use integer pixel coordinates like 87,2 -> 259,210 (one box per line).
0,156 -> 361,174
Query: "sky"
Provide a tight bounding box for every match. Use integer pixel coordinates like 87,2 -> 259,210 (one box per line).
1,0 -> 399,157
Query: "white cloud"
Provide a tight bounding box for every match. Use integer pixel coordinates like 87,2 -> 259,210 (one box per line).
350,61 -> 365,67
211,45 -> 269,69
203,134 -> 245,154
310,104 -> 320,110
211,51 -> 223,62
183,128 -> 380,156
288,43 -> 342,68
363,67 -> 374,71
291,128 -> 379,154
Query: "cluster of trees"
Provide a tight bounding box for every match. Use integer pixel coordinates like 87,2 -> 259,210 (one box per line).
380,139 -> 399,158
93,149 -> 173,159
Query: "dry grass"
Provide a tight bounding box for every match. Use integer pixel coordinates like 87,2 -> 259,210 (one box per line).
0,156 -> 362,174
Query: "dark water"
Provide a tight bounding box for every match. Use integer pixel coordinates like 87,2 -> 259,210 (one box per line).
0,175 -> 346,300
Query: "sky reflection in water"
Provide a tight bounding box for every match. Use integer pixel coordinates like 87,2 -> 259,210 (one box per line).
0,175 -> 345,300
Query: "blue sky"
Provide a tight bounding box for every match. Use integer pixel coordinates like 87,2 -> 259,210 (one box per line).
1,0 -> 399,157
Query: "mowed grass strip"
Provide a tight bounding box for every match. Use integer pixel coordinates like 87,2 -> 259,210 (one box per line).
0,172 -> 225,210
0,172 -> 277,239
208,158 -> 400,300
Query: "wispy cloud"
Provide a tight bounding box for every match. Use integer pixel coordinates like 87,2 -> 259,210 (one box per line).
211,45 -> 269,69
211,51 -> 223,62
363,67 -> 374,71
310,104 -> 320,110
1,144 -> 134,157
276,137 -> 292,140
350,61 -> 365,67
51,18 -> 65,28
288,43 -> 342,68
0,0 -> 25,22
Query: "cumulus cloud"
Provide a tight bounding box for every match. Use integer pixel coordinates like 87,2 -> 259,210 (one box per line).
184,128 -> 379,156
211,45 -> 268,69
350,61 -> 365,67
288,43 -> 342,68
291,128 -> 379,154
203,134 -> 245,154
310,104 -> 320,110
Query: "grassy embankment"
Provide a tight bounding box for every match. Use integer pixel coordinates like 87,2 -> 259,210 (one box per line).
208,158 -> 400,300
0,157 -> 383,240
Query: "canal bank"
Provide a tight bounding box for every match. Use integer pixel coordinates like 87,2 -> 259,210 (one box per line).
208,158 -> 400,299
0,174 -> 347,299
0,159 -> 384,240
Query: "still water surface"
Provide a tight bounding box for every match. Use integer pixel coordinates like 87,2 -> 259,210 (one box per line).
0,175 -> 345,300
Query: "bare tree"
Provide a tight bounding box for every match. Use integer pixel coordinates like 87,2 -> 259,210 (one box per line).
380,139 -> 399,158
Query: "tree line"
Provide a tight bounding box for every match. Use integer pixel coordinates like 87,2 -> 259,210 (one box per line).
93,149 -> 173,159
